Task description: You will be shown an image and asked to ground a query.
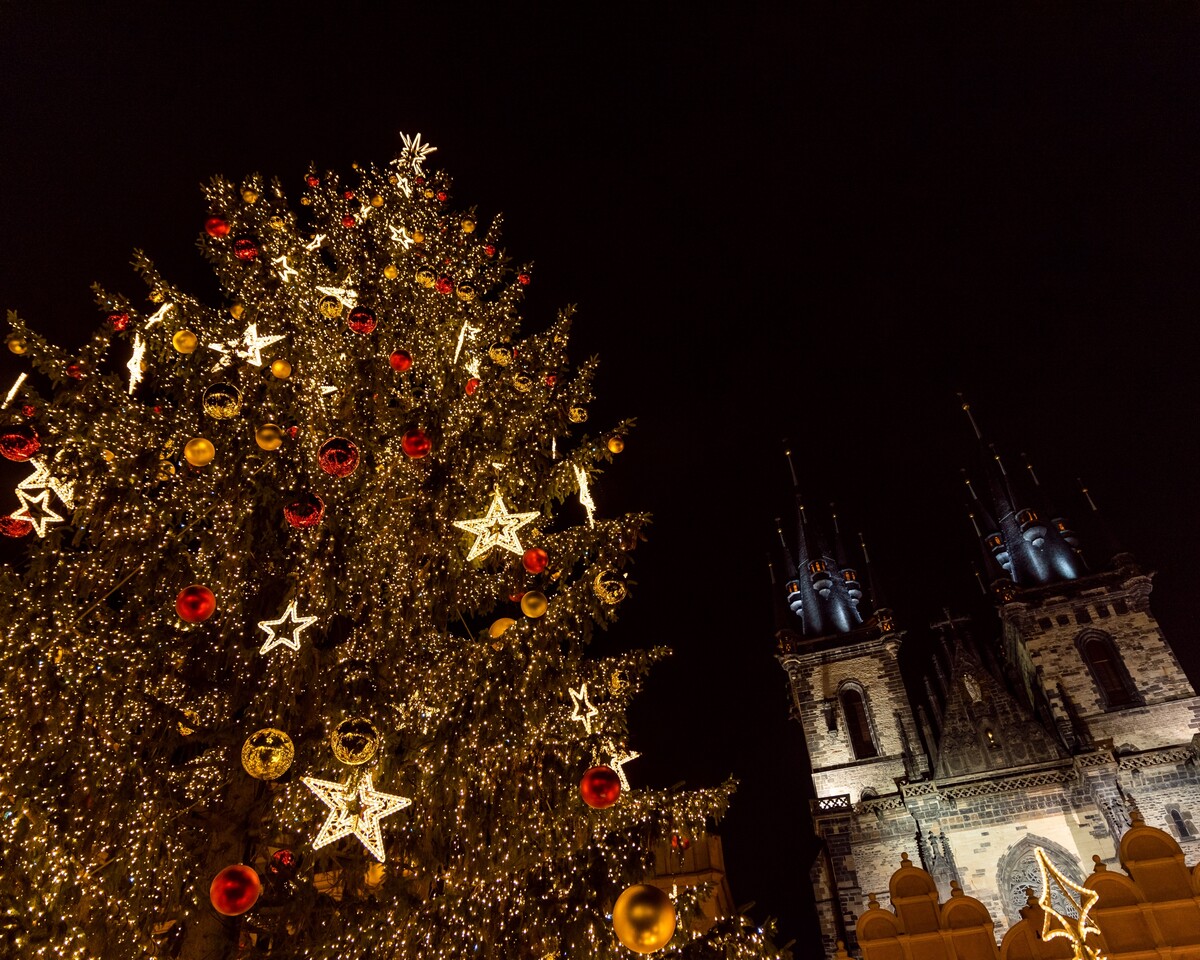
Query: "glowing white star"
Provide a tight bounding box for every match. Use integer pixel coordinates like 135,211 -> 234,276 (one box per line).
304,233 -> 325,252
396,131 -> 437,177
3,373 -> 27,409
606,744 -> 641,791
388,223 -> 414,249
258,601 -> 318,654
272,255 -> 299,282
127,335 -> 146,394
568,683 -> 600,735
315,285 -> 358,309
145,302 -> 174,328
573,464 -> 596,527
18,459 -> 74,510
454,320 -> 480,364
12,489 -> 63,538
1035,847 -> 1106,959
302,772 -> 411,861
208,323 -> 286,367
452,489 -> 538,562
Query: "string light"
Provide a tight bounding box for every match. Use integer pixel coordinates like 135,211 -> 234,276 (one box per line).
17,458 -> 75,510
207,322 -> 286,367
257,601 -> 318,654
396,130 -> 437,176
568,683 -> 600,735
126,334 -> 146,394
3,372 -> 27,408
272,255 -> 299,282
1035,847 -> 1106,959
314,285 -> 358,308
11,488 -> 63,537
144,301 -> 174,327
301,771 -> 411,862
574,464 -> 596,527
606,744 -> 641,792
452,488 -> 538,561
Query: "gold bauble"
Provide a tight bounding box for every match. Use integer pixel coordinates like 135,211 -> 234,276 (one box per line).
456,282 -> 476,302
184,437 -> 215,467
569,406 -> 589,423
364,861 -> 386,888
607,436 -> 625,454
411,229 -> 425,244
414,267 -> 435,288
241,727 -> 294,780
370,195 -> 384,208
270,359 -> 292,379
6,336 -> 27,355
330,717 -> 380,766
319,296 -> 342,318
266,215 -> 285,232
202,383 -> 242,419
148,289 -> 165,304
178,709 -> 200,736
255,424 -> 284,451
102,449 -> 116,463
488,342 -> 513,366
422,188 -> 435,199
461,219 -> 476,233
520,590 -> 548,618
242,188 -> 259,204
593,570 -> 628,605
383,264 -> 399,280
172,329 -> 198,354
230,303 -> 245,320
157,460 -> 176,480
612,885 -> 676,954
387,173 -> 399,185
488,618 -> 516,638
300,195 -> 313,206
512,374 -> 532,392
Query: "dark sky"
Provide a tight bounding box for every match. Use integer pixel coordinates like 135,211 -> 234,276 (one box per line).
3,3 -> 1200,950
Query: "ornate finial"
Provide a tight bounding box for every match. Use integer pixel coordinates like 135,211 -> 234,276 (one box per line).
958,393 -> 983,439
1024,453 -> 1041,486
1129,802 -> 1144,825
858,532 -> 870,562
900,851 -> 912,867
950,880 -> 964,897
783,444 -> 799,488
1034,847 -> 1106,960
1091,855 -> 1107,873
1079,479 -> 1099,512
867,892 -> 880,909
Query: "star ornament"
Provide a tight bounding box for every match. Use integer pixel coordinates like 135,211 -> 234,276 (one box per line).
1035,847 -> 1106,959
452,489 -> 538,562
127,334 -> 146,394
302,772 -> 411,862
12,489 -> 63,538
258,600 -> 318,654
606,744 -> 641,792
208,323 -> 286,367
568,683 -> 600,735
18,458 -> 74,510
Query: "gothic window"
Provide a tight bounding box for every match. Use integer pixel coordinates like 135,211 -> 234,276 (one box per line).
997,836 -> 1084,926
809,559 -> 827,574
1169,808 -> 1196,839
839,683 -> 878,760
1078,632 -> 1137,708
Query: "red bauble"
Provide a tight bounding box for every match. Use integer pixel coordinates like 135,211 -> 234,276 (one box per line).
66,363 -> 83,380
434,276 -> 453,295
233,237 -> 259,262
176,584 -> 216,623
580,766 -> 621,809
389,350 -> 412,372
284,493 -> 325,528
346,307 -> 376,334
108,311 -> 130,331
20,405 -> 35,418
465,378 -> 480,396
268,848 -> 297,879
306,174 -> 320,187
517,273 -> 531,285
522,548 -> 549,574
484,244 -> 496,257
342,190 -> 355,200
401,428 -> 431,459
671,834 -> 691,852
204,216 -> 230,238
545,374 -> 556,387
209,864 -> 262,917
318,437 -> 359,477
414,176 -> 425,185
508,590 -> 526,603
286,424 -> 300,439
0,424 -> 40,462
436,190 -> 448,202
341,214 -> 356,228
0,516 -> 32,538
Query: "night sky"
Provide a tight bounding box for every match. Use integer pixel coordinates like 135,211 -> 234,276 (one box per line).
3,4 -> 1200,949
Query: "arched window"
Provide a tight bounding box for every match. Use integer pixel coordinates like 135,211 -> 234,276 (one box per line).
1170,808 -> 1196,839
1078,632 -> 1137,708
839,684 -> 877,760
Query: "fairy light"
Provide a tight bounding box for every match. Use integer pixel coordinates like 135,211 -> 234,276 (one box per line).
206,322 -> 285,366
272,254 -> 299,282
257,600 -> 318,654
568,683 -> 600,735
574,463 -> 596,527
11,488 -> 63,537
17,458 -> 75,509
1035,847 -> 1107,959
126,334 -> 146,394
606,744 -> 641,792
389,223 -> 415,249
304,232 -> 325,251
144,301 -> 174,327
314,284 -> 358,308
3,372 -> 27,408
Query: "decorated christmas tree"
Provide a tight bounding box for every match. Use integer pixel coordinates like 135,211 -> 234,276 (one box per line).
0,135 -> 784,960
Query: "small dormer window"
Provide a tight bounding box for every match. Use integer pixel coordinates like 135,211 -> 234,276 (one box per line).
986,534 -> 1003,549
1017,508 -> 1039,525
809,559 -> 827,574
841,569 -> 857,582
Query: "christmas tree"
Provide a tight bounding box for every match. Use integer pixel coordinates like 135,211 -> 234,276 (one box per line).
0,136 -> 784,960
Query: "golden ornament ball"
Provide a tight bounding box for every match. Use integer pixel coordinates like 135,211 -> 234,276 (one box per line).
411,229 -> 425,243
319,295 -> 342,318
593,570 -> 628,605
415,267 -> 435,288
388,173 -> 399,185
512,374 -> 532,393
568,406 -> 589,424
612,884 -> 676,954
456,282 -> 476,302
489,617 -> 516,639
102,449 -> 116,463
330,717 -> 380,766
178,709 -> 200,736
300,195 -> 313,206
423,188 -> 435,199
461,219 -> 476,233
6,336 -> 27,355
370,195 -> 384,208
255,424 -> 284,451
270,359 -> 292,379
520,590 -> 548,618
488,342 -> 513,366
241,188 -> 259,204
241,727 -> 295,780
383,264 -> 399,280
184,437 -> 215,467
230,303 -> 245,320
157,461 -> 176,481
172,329 -> 198,354
266,215 -> 285,232
202,383 -> 242,419
148,289 -> 165,304
364,861 -> 386,888
607,436 -> 625,454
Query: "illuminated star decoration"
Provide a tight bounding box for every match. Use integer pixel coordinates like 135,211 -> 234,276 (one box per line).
272,255 -> 298,282
12,489 -> 63,538
126,335 -> 146,394
3,373 -> 28,409
388,223 -> 414,249
304,233 -> 325,252
568,683 -> 600,735
315,285 -> 358,309
606,743 -> 641,791
258,600 -> 318,654
1035,846 -> 1106,960
452,488 -> 538,562
573,464 -> 596,527
18,458 -> 74,510
396,131 -> 437,177
302,772 -> 411,861
144,302 -> 174,328
208,323 -> 286,368
454,320 -> 479,364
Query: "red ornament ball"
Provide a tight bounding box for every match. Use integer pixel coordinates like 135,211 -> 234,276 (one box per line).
204,216 -> 230,238
389,350 -> 412,372
0,424 -> 40,462
436,190 -> 448,202
522,548 -> 549,574
66,363 -> 83,380
209,864 -> 261,917
341,214 -> 356,228
465,377 -> 480,396
233,237 -> 259,261
508,590 -> 526,604
108,311 -> 130,331
268,848 -> 297,879
284,493 -> 325,528
346,306 -> 376,334
306,174 -> 320,187
318,437 -> 360,478
517,272 -> 531,285
0,516 -> 33,538
286,424 -> 300,439
342,189 -> 355,200
414,176 -> 425,185
484,244 -> 496,257
401,428 -> 431,459
20,405 -> 35,418
670,833 -> 691,852
545,374 -> 557,387
435,276 -> 453,295
176,584 -> 216,623
580,765 -> 622,809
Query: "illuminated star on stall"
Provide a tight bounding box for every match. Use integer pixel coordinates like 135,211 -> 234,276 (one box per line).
452,488 -> 538,562
1035,846 -> 1106,960
207,323 -> 286,367
568,683 -> 600,735
126,335 -> 146,394
12,489 -> 64,538
301,772 -> 411,861
258,600 -> 318,654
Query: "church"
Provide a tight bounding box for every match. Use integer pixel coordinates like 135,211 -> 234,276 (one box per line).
774,401 -> 1200,957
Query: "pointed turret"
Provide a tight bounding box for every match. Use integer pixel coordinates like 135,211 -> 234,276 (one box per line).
831,507 -> 862,608
859,533 -> 894,633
